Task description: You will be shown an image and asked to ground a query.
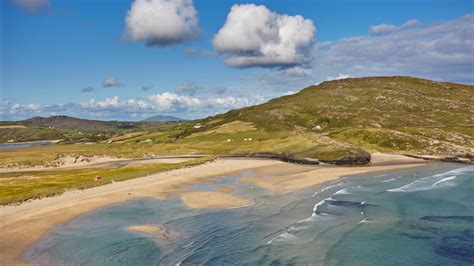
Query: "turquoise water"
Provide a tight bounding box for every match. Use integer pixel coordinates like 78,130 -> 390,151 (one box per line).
24,163 -> 474,265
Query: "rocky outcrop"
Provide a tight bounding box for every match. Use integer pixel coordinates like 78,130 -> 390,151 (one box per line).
321,153 -> 372,165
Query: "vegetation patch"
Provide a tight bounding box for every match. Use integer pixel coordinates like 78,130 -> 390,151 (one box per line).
189,121 -> 257,138
0,156 -> 215,205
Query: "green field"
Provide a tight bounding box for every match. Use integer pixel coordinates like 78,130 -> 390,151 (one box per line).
0,157 -> 215,205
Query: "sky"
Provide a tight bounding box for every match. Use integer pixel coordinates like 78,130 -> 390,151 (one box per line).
1,0 -> 473,121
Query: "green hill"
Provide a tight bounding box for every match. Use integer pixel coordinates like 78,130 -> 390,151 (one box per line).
1,76 -> 472,166
145,76 -> 473,163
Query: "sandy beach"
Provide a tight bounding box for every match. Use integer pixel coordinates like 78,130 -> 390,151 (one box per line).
241,163 -> 424,192
0,154 -> 425,264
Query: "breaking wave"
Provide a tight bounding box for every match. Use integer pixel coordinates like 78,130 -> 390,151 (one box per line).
388,166 -> 473,192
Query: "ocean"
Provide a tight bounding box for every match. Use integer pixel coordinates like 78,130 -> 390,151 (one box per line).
24,163 -> 474,265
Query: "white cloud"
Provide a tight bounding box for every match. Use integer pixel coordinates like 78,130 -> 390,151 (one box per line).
325,74 -> 353,81
281,67 -> 312,77
370,19 -> 420,34
85,96 -> 121,108
213,4 -> 316,68
102,76 -> 120,87
148,92 -> 200,111
10,0 -> 49,13
313,14 -> 474,84
124,0 -> 199,47
1,93 -> 262,120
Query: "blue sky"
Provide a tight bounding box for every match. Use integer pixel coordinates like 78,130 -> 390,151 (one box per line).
1,0 -> 473,120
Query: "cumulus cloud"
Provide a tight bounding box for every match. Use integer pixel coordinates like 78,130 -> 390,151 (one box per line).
213,4 -> 316,68
0,93 -> 263,121
102,76 -> 120,87
313,14 -> 474,84
176,82 -> 201,95
10,0 -> 49,13
81,86 -> 95,93
124,0 -> 200,47
370,19 -> 420,34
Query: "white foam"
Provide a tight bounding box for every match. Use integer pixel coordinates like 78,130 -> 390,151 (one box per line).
358,219 -> 377,224
267,232 -> 298,245
298,197 -> 334,223
334,185 -> 370,195
334,188 -> 350,195
432,176 -> 457,186
388,176 -> 457,192
432,166 -> 473,177
387,166 -> 473,192
382,177 -> 398,183
313,198 -> 328,212
313,182 -> 347,197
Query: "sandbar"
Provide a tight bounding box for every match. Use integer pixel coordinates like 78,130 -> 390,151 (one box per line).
180,190 -> 254,209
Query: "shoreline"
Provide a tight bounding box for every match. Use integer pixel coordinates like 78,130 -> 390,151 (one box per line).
0,154 -> 427,264
0,139 -> 62,145
0,158 -> 279,264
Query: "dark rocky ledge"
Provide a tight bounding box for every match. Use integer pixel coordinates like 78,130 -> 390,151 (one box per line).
320,154 -> 372,166
221,153 -> 320,165
402,154 -> 473,164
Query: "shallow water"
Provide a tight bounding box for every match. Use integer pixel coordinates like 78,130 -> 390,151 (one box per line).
24,163 -> 474,265
0,141 -> 55,150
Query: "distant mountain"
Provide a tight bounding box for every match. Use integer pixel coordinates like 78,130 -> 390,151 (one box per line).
142,115 -> 184,122
22,116 -> 140,131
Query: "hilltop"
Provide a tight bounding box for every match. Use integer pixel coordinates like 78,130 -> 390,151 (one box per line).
0,116 -> 174,143
23,116 -> 141,131
142,115 -> 184,123
1,76 -> 472,165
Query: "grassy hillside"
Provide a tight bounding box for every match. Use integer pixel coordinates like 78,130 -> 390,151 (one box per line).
1,76 -> 472,165
126,76 -> 470,163
0,116 -> 176,143
23,116 -> 143,131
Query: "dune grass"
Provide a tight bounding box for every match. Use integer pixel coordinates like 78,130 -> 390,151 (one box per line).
0,156 -> 215,205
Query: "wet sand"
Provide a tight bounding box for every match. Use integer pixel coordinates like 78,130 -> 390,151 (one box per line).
0,154 -> 425,264
241,163 -> 425,192
180,190 -> 254,209
0,159 -> 279,264
128,225 -> 165,234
